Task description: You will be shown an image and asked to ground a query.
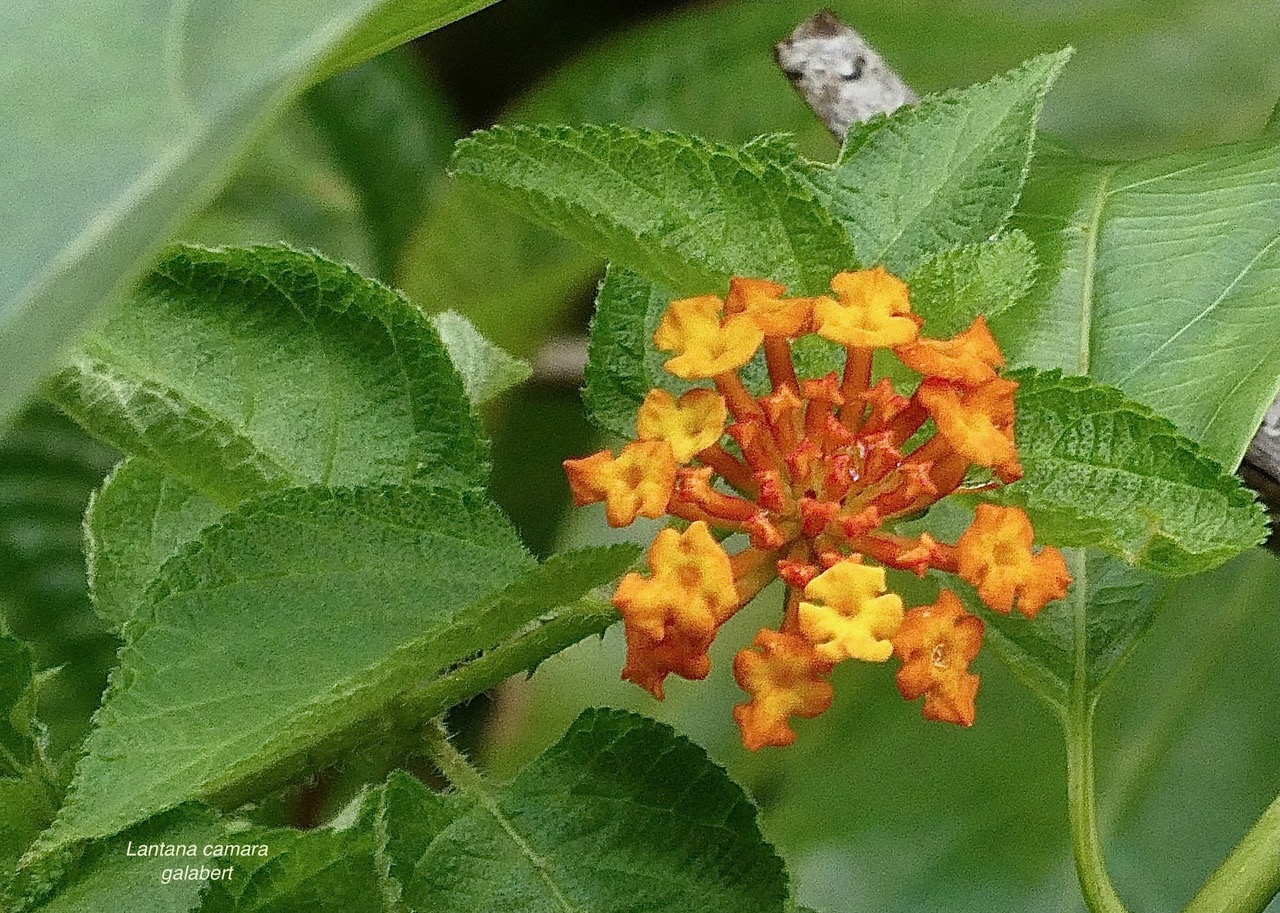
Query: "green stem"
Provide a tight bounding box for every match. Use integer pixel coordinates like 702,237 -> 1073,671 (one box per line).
1064,695 -> 1130,913
1063,550 -> 1131,913
1182,793 -> 1280,913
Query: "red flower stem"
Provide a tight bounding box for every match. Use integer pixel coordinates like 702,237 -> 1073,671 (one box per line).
883,397 -> 929,446
715,372 -> 763,423
840,347 -> 874,431
696,443 -> 756,492
764,337 -> 799,392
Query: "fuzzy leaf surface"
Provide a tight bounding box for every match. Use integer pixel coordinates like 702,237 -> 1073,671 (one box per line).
906,232 -> 1038,337
994,370 -> 1268,575
393,710 -> 790,913
42,483 -> 638,851
51,246 -> 488,507
450,126 -> 858,297
84,459 -> 226,633
811,51 -> 1071,274
0,0 -> 496,429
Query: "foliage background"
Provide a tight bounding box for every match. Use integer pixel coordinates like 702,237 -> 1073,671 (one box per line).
2,0 -> 1276,910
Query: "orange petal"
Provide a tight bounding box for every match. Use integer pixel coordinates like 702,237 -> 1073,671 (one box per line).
956,504 -> 1070,618
893,590 -> 984,726
733,630 -> 834,750
895,316 -> 1005,386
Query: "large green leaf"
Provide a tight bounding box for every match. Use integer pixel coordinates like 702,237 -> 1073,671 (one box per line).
969,125 -> 1280,711
0,0 -> 499,431
72,250 -> 530,639
41,482 -> 638,852
905,232 -> 1038,338
398,710 -> 790,913
450,126 -> 858,298
1000,133 -> 1280,468
201,711 -> 792,912
809,51 -> 1070,274
51,245 -> 489,507
994,370 -> 1267,576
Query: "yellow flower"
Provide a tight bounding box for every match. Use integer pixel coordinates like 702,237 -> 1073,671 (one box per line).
653,294 -> 763,379
636,388 -> 728,462
814,266 -> 919,348
798,559 -> 904,663
726,276 -> 820,338
917,376 -> 1023,482
956,504 -> 1071,618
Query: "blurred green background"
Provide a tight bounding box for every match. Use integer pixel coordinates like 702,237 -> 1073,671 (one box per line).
2,0 -> 1277,910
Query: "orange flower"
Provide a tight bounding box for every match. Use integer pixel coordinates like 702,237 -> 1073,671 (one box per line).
727,276 -> 821,338
814,266 -> 919,348
613,521 -> 739,642
564,264 -> 1070,748
917,376 -> 1023,482
956,504 -> 1071,618
798,559 -> 904,663
733,630 -> 834,750
563,441 -> 677,527
895,316 -> 1005,386
654,293 -> 763,379
636,388 -> 728,462
893,590 -> 984,726
622,627 -> 713,700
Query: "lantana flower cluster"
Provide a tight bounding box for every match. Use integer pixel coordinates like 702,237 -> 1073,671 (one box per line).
565,267 -> 1070,749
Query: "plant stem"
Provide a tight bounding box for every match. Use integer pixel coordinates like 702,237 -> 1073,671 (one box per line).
1064,550 -> 1131,913
1182,793 -> 1280,913
1064,695 -> 1130,913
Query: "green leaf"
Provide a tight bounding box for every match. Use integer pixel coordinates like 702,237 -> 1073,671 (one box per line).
0,405 -> 119,754
16,807 -> 229,913
449,126 -> 859,297
303,47 -> 460,276
41,486 -> 637,851
583,266 -> 689,441
402,709 -> 790,913
0,631 -> 56,876
0,634 -> 39,778
84,459 -> 225,634
1001,132 -> 1280,468
906,232 -> 1038,337
199,814 -> 385,913
51,245 -> 488,507
990,369 -> 1268,576
397,0 -> 847,359
810,51 -> 1071,274
431,312 -> 533,407
0,0 -> 498,430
